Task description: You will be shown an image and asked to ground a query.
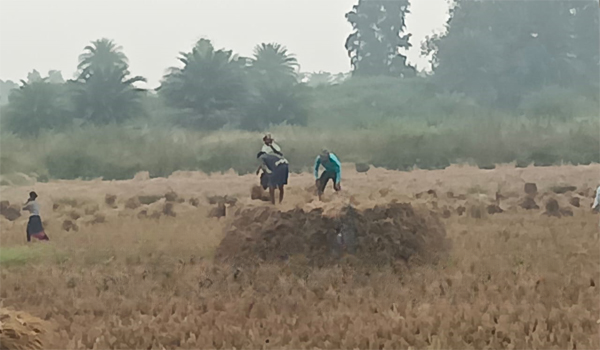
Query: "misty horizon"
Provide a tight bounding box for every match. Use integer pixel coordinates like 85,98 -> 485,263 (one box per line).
0,0 -> 448,88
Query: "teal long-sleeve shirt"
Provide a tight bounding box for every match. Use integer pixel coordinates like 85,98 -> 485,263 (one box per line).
314,153 -> 341,184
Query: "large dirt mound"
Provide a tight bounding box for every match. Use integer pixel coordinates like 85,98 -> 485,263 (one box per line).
215,203 -> 449,267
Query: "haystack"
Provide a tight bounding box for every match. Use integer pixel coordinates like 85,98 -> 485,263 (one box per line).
208,203 -> 226,218
215,203 -> 449,268
0,308 -> 51,350
355,163 -> 370,173
0,201 -> 21,222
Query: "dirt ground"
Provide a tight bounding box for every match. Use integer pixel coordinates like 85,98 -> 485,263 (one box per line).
0,164 -> 599,349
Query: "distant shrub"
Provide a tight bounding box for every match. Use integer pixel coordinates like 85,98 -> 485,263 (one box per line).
519,86 -> 598,120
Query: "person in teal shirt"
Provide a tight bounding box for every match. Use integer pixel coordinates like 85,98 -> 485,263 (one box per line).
314,149 -> 341,199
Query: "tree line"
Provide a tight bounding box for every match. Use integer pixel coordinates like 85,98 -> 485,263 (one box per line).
1,0 -> 598,136
2,38 -> 313,135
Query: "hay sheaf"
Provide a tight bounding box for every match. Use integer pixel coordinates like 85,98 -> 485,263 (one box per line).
215,203 -> 449,267
0,308 -> 51,350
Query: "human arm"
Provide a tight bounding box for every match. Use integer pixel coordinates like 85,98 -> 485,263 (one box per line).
330,154 -> 342,184
22,200 -> 32,211
314,156 -> 321,180
271,143 -> 283,156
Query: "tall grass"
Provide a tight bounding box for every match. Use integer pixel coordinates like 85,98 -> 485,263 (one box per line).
1,115 -> 598,181
1,77 -> 598,180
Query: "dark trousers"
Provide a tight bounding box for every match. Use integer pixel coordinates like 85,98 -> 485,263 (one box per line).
318,171 -> 337,192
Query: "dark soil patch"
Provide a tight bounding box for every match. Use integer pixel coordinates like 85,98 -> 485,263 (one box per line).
519,197 -> 540,210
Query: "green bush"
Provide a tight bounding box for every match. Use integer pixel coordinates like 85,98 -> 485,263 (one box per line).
519,86 -> 599,120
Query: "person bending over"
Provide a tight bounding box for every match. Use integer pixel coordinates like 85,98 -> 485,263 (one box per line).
257,151 -> 289,204
256,133 -> 283,182
314,149 -> 341,200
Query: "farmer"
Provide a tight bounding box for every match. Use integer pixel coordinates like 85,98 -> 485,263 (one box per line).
22,191 -> 49,242
592,185 -> 600,212
261,133 -> 283,156
256,133 -> 283,188
314,149 -> 342,200
592,185 -> 600,227
257,151 -> 289,204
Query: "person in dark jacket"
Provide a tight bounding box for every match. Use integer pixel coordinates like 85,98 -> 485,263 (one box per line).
22,191 -> 49,242
257,151 -> 289,204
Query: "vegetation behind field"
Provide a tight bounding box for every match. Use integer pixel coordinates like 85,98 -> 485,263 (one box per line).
2,76 -> 599,181
1,107 -> 598,182
1,0 -> 598,181
1,76 -> 598,181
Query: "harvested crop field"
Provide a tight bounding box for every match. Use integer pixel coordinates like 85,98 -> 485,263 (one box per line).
0,164 -> 599,349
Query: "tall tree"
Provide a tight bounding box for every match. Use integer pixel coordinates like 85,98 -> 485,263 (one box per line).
72,68 -> 146,124
3,80 -> 72,136
26,70 -> 42,84
74,38 -> 146,124
241,81 -> 309,130
568,1 -> 600,96
158,39 -> 248,129
240,43 -> 309,130
47,70 -> 65,84
345,0 -> 415,77
0,79 -> 19,105
424,0 -> 599,108
251,43 -> 299,84
77,38 -> 128,80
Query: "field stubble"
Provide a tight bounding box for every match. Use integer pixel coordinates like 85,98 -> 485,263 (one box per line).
0,164 -> 599,349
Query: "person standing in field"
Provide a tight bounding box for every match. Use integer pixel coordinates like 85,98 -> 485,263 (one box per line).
592,185 -> 600,227
592,185 -> 600,211
22,191 -> 49,242
257,151 -> 289,204
314,149 -> 342,200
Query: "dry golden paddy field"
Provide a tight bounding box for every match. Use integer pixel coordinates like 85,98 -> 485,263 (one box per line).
0,164 -> 599,349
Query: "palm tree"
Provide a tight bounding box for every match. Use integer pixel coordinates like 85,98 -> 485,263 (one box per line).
77,38 -> 129,81
73,38 -> 146,124
158,39 -> 248,128
241,82 -> 309,130
250,43 -> 299,84
73,68 -> 146,124
241,43 -> 308,130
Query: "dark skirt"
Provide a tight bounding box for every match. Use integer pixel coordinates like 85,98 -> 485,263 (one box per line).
269,164 -> 289,188
27,215 -> 49,242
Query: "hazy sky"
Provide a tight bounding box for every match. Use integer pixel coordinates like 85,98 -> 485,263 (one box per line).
0,0 -> 449,88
